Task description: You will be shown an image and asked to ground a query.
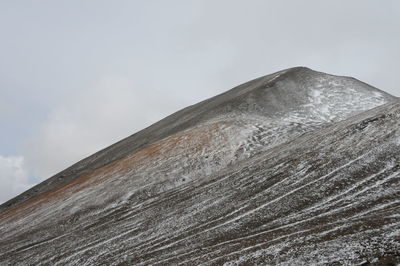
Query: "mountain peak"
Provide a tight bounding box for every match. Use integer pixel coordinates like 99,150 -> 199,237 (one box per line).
0,68 -> 396,213
201,66 -> 395,120
1,68 -> 399,265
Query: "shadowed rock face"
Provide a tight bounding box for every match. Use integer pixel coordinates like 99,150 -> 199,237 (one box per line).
0,67 -> 399,265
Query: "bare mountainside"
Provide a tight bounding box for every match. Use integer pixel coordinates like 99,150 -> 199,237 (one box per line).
0,67 -> 399,265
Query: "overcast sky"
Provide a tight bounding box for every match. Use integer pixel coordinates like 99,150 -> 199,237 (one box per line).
0,0 -> 399,203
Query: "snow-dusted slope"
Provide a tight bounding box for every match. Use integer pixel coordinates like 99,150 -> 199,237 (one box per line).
1,67 -> 394,213
0,67 -> 399,265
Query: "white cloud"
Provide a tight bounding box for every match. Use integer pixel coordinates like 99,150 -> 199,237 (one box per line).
0,155 -> 31,204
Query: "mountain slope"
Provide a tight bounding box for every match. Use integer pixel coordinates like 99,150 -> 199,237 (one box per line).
0,67 -> 399,265
1,67 -> 395,213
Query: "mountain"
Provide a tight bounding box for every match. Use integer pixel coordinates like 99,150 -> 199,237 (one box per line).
0,67 -> 399,265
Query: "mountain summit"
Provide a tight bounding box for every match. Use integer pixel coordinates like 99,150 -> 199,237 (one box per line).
1,67 -> 399,265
